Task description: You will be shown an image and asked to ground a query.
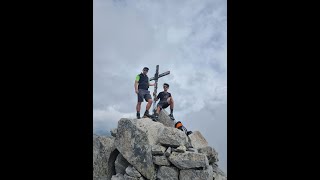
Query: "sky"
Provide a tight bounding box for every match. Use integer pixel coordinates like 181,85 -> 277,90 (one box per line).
93,0 -> 227,174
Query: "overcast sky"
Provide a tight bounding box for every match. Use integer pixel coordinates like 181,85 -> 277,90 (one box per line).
93,0 -> 227,174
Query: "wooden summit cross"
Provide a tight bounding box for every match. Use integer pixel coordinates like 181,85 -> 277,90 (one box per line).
149,65 -> 170,112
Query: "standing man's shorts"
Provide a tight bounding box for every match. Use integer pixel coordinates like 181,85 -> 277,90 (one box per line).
138,89 -> 152,102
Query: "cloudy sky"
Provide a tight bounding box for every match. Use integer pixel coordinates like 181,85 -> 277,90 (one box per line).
93,0 -> 227,174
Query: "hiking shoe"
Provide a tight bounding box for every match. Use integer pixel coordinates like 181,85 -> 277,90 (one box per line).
169,113 -> 175,120
153,113 -> 159,121
136,112 -> 140,119
187,131 -> 193,136
144,110 -> 151,117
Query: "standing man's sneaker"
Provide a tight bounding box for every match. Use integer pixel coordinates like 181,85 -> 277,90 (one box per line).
136,112 -> 141,119
144,110 -> 151,118
169,113 -> 175,120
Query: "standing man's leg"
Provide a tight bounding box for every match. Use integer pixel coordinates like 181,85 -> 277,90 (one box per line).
143,90 -> 153,117
136,90 -> 143,119
146,99 -> 152,111
136,102 -> 141,119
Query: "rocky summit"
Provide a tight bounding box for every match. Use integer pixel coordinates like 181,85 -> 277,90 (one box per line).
93,110 -> 227,180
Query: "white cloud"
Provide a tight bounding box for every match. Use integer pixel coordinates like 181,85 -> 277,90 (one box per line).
167,27 -> 191,43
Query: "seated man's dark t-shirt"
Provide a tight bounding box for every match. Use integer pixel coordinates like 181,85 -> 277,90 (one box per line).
157,91 -> 171,109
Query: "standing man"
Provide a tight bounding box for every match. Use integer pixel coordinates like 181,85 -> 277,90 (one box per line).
135,67 -> 155,119
153,83 -> 175,121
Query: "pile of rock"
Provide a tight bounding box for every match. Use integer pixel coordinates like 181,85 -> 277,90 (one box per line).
93,110 -> 227,180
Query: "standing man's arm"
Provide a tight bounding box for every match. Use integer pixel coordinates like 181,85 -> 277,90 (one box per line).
148,76 -> 155,86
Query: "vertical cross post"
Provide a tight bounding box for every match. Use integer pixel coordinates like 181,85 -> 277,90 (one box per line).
149,65 -> 170,112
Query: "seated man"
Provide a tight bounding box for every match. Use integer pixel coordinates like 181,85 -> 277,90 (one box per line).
153,83 -> 175,120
